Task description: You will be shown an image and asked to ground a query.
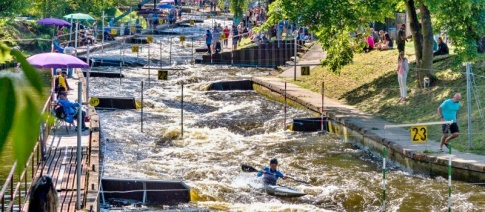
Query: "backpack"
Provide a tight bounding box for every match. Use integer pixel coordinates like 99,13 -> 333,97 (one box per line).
54,104 -> 66,119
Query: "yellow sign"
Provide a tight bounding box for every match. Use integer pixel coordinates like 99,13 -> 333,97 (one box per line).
158,70 -> 168,80
196,8 -> 200,12
130,26 -> 136,33
132,45 -> 139,53
190,20 -> 195,26
301,66 -> 310,75
206,15 -> 211,19
410,126 -> 428,143
89,97 -> 100,107
180,35 -> 186,42
110,28 -> 117,35
217,11 -> 221,16
187,9 -> 191,13
147,35 -> 153,43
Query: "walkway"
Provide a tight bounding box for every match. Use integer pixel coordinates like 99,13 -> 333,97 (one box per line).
23,71 -> 93,211
252,44 -> 485,182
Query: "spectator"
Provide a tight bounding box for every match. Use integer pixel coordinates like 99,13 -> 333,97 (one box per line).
223,25 -> 230,47
237,22 -> 244,45
212,27 -> 221,53
376,32 -> 393,51
58,92 -> 88,131
277,20 -> 284,40
205,30 -> 212,54
63,44 -> 76,78
364,35 -> 374,53
397,51 -> 409,103
397,24 -> 407,53
232,25 -> 239,50
433,37 -> 449,56
371,28 -> 379,44
92,21 -> 98,39
178,8 -> 182,21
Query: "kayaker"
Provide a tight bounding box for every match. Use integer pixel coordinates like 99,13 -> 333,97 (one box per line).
257,158 -> 287,185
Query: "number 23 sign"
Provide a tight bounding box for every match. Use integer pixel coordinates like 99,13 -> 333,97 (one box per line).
410,126 -> 427,143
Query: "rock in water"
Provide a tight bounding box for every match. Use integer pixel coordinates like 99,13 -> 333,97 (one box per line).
28,175 -> 59,212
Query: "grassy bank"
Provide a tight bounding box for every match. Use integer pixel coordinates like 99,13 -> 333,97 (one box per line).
291,43 -> 485,155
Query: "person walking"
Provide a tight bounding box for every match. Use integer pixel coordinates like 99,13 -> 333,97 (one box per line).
397,24 -> 407,53
438,93 -> 462,152
397,51 -> 409,102
223,25 -> 230,47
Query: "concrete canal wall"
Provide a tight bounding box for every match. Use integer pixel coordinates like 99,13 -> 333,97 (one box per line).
251,77 -> 485,183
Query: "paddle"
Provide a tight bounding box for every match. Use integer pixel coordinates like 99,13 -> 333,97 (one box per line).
241,164 -> 310,184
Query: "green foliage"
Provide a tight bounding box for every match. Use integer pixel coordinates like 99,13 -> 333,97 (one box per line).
0,0 -> 30,17
426,0 -> 485,62
0,42 -> 44,173
229,0 -> 251,18
263,0 -> 397,73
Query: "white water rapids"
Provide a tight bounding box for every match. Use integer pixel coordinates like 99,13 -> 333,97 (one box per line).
84,18 -> 485,211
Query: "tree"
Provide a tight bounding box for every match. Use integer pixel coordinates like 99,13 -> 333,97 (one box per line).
0,0 -> 29,17
228,0 -> 251,25
261,0 -> 485,76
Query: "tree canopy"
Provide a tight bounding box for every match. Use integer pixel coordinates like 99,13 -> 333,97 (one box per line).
262,0 -> 485,72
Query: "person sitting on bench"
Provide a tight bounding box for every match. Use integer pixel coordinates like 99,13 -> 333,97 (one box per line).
57,92 -> 88,131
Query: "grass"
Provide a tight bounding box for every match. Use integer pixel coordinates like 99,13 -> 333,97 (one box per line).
290,42 -> 485,155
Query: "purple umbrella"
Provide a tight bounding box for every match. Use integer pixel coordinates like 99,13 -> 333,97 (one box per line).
27,52 -> 89,69
36,18 -> 72,27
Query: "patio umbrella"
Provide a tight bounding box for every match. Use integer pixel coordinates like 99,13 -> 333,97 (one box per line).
158,4 -> 174,9
36,18 -> 72,27
63,13 -> 95,21
160,0 -> 175,3
27,52 -> 89,69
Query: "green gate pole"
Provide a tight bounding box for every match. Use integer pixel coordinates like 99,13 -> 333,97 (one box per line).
382,147 -> 386,212
448,144 -> 452,211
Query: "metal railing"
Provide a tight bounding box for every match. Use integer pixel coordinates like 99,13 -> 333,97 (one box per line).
0,94 -> 52,212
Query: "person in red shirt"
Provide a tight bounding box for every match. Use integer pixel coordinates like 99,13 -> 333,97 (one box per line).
223,25 -> 230,47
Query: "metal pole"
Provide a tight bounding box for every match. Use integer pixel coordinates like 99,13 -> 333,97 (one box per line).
192,37 -> 194,64
86,43 -> 90,102
69,15 -> 73,44
284,81 -> 287,130
75,21 -> 79,49
141,81 -> 144,132
119,62 -> 122,90
466,62 -> 472,149
148,47 -> 151,86
293,35 -> 297,81
321,81 -> 325,132
76,82 -> 82,210
448,144 -> 452,212
181,71 -> 184,139
160,39 -> 162,66
170,37 -> 172,65
102,11 -> 105,63
382,147 -> 386,212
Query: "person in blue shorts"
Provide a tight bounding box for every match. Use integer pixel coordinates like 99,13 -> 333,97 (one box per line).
438,93 -> 461,151
257,158 -> 287,185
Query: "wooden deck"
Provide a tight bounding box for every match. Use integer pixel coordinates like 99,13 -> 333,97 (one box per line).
33,146 -> 89,211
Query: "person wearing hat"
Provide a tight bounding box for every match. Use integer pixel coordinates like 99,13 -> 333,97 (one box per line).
257,158 -> 287,185
58,92 -> 88,131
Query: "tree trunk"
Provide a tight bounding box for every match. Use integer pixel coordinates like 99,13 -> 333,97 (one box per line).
419,0 -> 434,78
406,0 -> 424,87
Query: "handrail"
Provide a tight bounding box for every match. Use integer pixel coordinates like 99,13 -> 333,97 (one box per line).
0,93 -> 52,212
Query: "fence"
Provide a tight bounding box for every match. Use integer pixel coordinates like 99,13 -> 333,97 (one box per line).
0,94 -> 53,211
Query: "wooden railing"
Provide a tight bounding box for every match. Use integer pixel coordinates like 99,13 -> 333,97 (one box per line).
0,94 -> 53,212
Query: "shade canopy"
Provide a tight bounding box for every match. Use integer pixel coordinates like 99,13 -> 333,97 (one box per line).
27,53 -> 89,69
63,13 -> 95,21
36,18 -> 72,27
160,0 -> 175,3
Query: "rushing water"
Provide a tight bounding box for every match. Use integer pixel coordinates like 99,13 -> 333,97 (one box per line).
87,18 -> 485,211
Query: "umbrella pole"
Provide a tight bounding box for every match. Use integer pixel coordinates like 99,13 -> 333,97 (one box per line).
69,15 -> 73,45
